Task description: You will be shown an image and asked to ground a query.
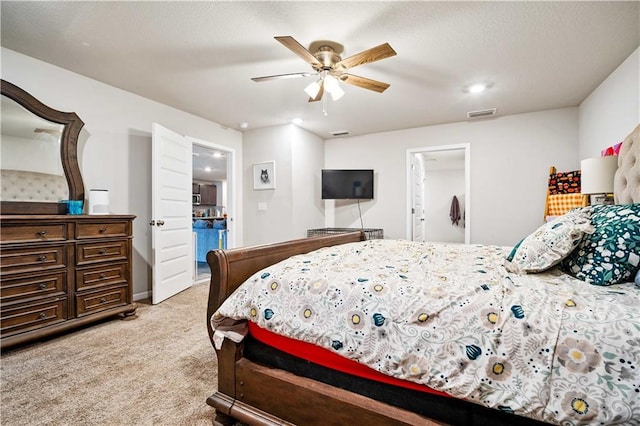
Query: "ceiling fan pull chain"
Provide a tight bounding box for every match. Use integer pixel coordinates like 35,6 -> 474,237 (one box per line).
323,93 -> 328,116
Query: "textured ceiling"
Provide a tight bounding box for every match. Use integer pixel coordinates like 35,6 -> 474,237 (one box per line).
1,1 -> 638,139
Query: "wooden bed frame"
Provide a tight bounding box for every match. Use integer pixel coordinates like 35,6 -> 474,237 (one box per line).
206,231 -> 449,426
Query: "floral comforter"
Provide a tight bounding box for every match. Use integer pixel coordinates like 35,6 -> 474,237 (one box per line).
211,239 -> 640,425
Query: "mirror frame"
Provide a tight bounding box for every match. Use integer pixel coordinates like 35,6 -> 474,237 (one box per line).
1,79 -> 85,215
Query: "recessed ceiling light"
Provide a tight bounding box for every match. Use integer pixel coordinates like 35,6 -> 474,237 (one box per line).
468,83 -> 487,93
213,152 -> 222,158
291,118 -> 303,125
239,122 -> 249,129
204,166 -> 211,172
462,82 -> 493,93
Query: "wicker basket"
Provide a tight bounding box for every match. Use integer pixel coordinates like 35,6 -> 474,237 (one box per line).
306,227 -> 384,240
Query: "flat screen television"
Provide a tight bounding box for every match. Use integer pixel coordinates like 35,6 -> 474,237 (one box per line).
321,169 -> 374,200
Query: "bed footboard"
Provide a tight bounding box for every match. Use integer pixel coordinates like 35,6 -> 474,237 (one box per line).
205,232 -> 369,425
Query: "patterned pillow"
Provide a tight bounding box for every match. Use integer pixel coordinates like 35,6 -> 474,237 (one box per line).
561,204 -> 640,285
505,208 -> 593,274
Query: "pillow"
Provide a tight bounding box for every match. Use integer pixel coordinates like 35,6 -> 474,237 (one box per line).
505,208 -> 593,274
561,204 -> 640,286
635,269 -> 640,287
548,169 -> 581,195
547,193 -> 585,216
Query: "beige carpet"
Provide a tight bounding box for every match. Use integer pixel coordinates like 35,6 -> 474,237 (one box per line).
1,281 -> 218,425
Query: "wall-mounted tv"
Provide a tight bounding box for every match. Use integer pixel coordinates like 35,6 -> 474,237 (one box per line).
322,169 -> 374,200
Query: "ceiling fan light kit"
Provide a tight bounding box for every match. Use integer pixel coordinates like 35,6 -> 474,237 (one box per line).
304,80 -> 322,99
252,36 -> 396,110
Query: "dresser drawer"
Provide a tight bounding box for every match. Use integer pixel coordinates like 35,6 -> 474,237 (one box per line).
1,271 -> 66,303
76,221 -> 130,239
0,245 -> 67,275
1,298 -> 68,337
0,224 -> 66,244
76,240 -> 129,266
76,263 -> 128,291
75,286 -> 127,317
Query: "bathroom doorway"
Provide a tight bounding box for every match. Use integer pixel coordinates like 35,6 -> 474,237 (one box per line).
406,144 -> 470,244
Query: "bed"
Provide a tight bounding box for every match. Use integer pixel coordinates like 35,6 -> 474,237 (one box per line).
205,124 -> 639,426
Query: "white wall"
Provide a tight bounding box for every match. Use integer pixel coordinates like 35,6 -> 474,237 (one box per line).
1,47 -> 243,300
291,125 -> 325,239
579,47 -> 639,158
243,124 -> 324,246
325,108 -> 579,246
1,134 -> 64,175
424,168 -> 465,243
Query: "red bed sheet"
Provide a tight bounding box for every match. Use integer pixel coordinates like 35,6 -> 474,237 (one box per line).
248,321 -> 451,398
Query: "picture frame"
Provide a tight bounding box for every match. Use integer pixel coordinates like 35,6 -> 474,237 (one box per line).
253,161 -> 276,190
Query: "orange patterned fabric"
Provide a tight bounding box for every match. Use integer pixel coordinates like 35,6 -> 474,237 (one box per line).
548,170 -> 581,194
547,194 -> 584,216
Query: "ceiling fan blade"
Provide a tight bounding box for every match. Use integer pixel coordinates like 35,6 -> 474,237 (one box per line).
341,74 -> 390,93
335,43 -> 396,70
275,36 -> 322,68
308,81 -> 324,102
251,72 -> 315,82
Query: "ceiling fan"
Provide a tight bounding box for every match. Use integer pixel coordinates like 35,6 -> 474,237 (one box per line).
251,36 -> 397,103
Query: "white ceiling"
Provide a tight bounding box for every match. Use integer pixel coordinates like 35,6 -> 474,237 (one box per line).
1,1 -> 638,140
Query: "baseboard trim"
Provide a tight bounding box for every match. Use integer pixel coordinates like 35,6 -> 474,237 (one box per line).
133,291 -> 150,301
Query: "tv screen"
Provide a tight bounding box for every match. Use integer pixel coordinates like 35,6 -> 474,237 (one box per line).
322,169 -> 374,200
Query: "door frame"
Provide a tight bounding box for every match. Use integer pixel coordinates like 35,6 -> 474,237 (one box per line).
410,153 -> 426,242
405,143 -> 471,244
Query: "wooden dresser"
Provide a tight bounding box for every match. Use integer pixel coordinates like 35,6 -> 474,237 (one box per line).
0,214 -> 136,349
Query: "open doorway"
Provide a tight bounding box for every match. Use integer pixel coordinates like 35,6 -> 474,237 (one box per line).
406,144 -> 470,244
189,137 -> 235,283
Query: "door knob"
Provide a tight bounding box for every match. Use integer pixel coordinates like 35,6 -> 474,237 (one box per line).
156,220 -> 165,226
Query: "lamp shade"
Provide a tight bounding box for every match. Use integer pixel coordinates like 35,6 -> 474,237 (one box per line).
580,156 -> 618,194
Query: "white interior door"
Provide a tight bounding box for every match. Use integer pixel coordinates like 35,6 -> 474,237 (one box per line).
151,123 -> 193,304
411,154 -> 426,242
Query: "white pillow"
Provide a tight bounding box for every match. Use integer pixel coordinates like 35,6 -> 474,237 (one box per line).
505,208 -> 593,274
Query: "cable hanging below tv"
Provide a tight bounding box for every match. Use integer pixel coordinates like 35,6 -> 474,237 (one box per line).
321,169 -> 374,200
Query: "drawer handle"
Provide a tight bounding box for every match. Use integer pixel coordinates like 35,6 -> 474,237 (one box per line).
37,230 -> 47,237
100,297 -> 107,303
99,228 -> 107,233
100,273 -> 107,279
39,312 -> 46,319
39,283 -> 47,290
37,255 -> 47,262
99,249 -> 107,255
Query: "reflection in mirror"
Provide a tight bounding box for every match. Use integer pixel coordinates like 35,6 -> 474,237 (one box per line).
1,95 -> 68,202
0,80 -> 85,215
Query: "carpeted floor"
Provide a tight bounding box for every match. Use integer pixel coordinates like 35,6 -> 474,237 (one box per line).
1,281 -> 217,425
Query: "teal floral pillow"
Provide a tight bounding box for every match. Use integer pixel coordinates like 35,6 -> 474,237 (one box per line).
561,204 -> 640,285
505,208 -> 593,274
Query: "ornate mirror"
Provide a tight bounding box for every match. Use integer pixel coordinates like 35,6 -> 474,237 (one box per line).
1,80 -> 85,214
